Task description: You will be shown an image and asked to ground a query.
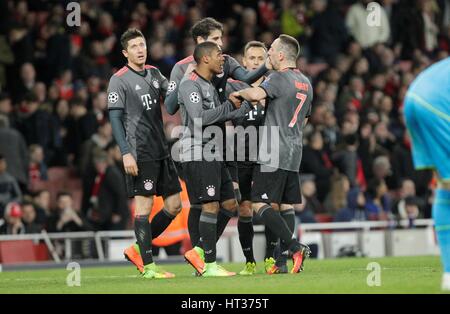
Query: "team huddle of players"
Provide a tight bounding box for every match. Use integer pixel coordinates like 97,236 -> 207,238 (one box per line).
107,17 -> 312,279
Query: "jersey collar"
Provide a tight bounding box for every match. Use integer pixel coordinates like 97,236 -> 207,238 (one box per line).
280,67 -> 300,73
193,70 -> 211,83
126,64 -> 147,77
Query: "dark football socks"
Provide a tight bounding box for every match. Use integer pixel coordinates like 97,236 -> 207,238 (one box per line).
199,212 -> 217,263
238,215 -> 255,263
134,215 -> 153,265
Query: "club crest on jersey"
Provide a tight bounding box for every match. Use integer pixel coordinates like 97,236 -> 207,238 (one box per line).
152,80 -> 160,89
190,92 -> 200,103
144,179 -> 154,191
206,185 -> 216,197
108,92 -> 119,104
168,81 -> 176,92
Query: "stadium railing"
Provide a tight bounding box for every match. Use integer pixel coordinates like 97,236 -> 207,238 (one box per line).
0,219 -> 436,265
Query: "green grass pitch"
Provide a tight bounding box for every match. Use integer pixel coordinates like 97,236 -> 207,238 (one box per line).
0,256 -> 447,294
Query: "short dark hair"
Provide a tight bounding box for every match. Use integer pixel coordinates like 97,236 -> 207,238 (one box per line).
69,97 -> 84,107
23,92 -> 38,104
278,34 -> 300,61
191,18 -> 223,43
21,201 -> 34,209
244,41 -> 267,56
57,191 -> 72,200
193,41 -> 221,64
120,28 -> 145,50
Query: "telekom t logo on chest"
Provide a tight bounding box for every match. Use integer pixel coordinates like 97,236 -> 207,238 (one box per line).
141,94 -> 157,111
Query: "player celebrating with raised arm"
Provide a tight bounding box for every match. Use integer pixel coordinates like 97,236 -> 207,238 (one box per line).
165,18 -> 268,259
231,34 -> 312,274
107,29 -> 182,279
403,57 -> 450,291
178,41 -> 253,277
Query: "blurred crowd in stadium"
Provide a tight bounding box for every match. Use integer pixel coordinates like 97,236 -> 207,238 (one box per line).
0,0 -> 449,235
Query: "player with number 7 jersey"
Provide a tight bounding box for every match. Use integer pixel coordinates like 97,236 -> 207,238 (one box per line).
257,68 -> 313,174
231,34 -> 312,274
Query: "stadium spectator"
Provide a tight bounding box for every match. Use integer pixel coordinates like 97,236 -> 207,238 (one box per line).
335,187 -> 368,222
21,201 -> 42,233
324,174 -> 351,214
51,99 -> 71,166
0,93 -> 13,120
31,189 -> 50,226
0,34 -> 14,91
0,154 -> 22,217
393,179 -> 423,226
391,130 -> 433,196
13,62 -> 36,102
308,0 -> 349,64
365,178 -> 393,221
106,142 -> 125,177
295,178 -> 320,224
83,151 -> 128,231
47,192 -> 91,233
372,155 -> 397,190
346,0 -> 391,49
301,130 -> 333,202
28,144 -> 48,186
0,202 -> 24,234
0,114 -> 28,190
65,97 -> 97,164
79,120 -> 113,176
17,92 -> 56,163
332,133 -> 359,187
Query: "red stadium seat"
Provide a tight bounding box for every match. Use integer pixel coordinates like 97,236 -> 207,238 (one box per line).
0,240 -> 37,264
47,167 -> 69,182
33,242 -> 50,261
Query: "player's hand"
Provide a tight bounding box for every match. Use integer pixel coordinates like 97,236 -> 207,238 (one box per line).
229,92 -> 242,109
123,153 -> 138,176
186,63 -> 196,75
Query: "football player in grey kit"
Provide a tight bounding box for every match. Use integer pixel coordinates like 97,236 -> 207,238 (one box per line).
232,34 -> 312,274
107,29 -> 182,279
178,41 -> 254,277
226,41 -> 277,275
165,17 -> 268,271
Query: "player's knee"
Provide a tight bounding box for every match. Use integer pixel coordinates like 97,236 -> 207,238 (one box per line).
239,206 -> 252,217
252,202 -> 267,213
167,202 -> 182,216
202,201 -> 220,214
221,198 -> 238,212
134,196 -> 152,215
135,207 -> 151,216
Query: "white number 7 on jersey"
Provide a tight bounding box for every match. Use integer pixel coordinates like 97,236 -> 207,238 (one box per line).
288,92 -> 307,127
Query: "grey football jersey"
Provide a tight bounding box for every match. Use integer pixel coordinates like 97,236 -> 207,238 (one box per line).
226,79 -> 266,163
178,71 -> 252,162
258,69 -> 313,172
167,54 -> 241,103
107,65 -> 169,162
